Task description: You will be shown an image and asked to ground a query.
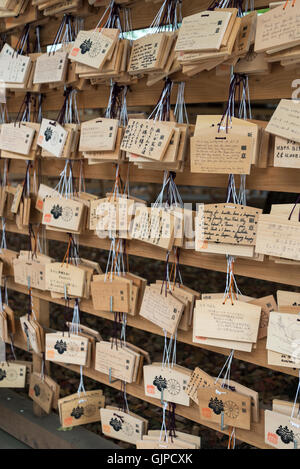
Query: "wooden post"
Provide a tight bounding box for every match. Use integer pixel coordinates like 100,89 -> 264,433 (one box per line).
32,296 -> 50,417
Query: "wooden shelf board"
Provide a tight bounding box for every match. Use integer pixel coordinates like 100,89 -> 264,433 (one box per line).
5,278 -> 299,379
8,320 -> 269,450
6,221 -> 300,287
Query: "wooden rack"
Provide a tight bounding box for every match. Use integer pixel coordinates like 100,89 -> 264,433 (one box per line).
1,0 -> 300,450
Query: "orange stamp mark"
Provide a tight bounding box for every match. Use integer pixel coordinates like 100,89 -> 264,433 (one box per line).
201,407 -> 212,419
71,48 -> 80,57
38,135 -> 44,143
201,241 -> 208,250
29,389 -> 34,397
147,385 -> 155,395
103,425 -> 111,434
44,214 -> 51,223
64,417 -> 73,427
267,432 -> 278,445
47,350 -> 55,359
36,199 -> 43,210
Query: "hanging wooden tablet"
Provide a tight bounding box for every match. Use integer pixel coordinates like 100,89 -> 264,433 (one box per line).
266,99 -> 300,144
20,316 -> 44,354
121,119 -> 176,161
0,123 -> 35,156
33,51 -> 68,84
185,367 -> 215,404
36,184 -> 60,213
265,409 -> 300,449
13,252 -> 53,291
268,350 -> 300,369
0,44 -> 31,84
37,119 -> 68,158
255,214 -> 300,261
193,299 -> 261,344
45,332 -> 89,366
175,10 -> 233,52
277,290 -> 300,309
250,295 -> 277,340
195,203 -> 261,248
95,341 -> 137,383
45,262 -> 86,298
139,286 -> 184,335
197,382 -> 251,430
101,407 -> 147,445
273,136 -> 300,169
190,133 -> 253,175
69,29 -> 118,69
79,117 -> 119,152
42,196 -> 84,233
255,3 -> 300,54
128,33 -> 167,74
91,275 -> 131,313
131,205 -> 175,251
29,372 -> 54,414
0,362 -> 26,388
267,311 -> 300,359
59,390 -> 105,428
143,363 -> 191,406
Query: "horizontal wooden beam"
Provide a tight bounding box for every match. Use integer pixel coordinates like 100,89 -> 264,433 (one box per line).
4,157 -> 300,194
7,62 -> 298,108
6,221 -> 300,288
0,389 -> 120,449
1,1 -> 271,39
5,277 -> 299,379
7,316 -> 269,450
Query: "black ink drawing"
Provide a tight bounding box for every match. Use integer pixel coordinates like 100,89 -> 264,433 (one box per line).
54,339 -> 67,355
34,384 -> 41,397
71,406 -> 84,420
0,369 -> 6,381
208,397 -> 224,415
110,417 -> 123,432
44,127 -> 53,142
276,425 -> 294,445
80,39 -> 93,54
153,375 -> 168,392
51,204 -> 63,220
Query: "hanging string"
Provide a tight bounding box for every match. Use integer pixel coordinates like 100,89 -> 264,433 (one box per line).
168,402 -> 177,441
159,401 -> 169,446
54,160 -> 74,199
223,256 -> 242,305
215,350 -> 235,389
149,78 -> 173,122
228,427 -> 236,449
174,82 -> 189,125
150,0 -> 182,32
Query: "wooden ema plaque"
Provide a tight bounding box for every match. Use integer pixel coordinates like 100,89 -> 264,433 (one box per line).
197,382 -> 251,430
101,407 -> 147,445
29,372 -> 54,414
120,119 -> 176,161
143,363 -> 191,406
59,390 -> 105,428
139,286 -> 184,335
45,332 -> 89,366
193,299 -> 261,343
196,203 -> 261,247
0,362 -> 26,388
